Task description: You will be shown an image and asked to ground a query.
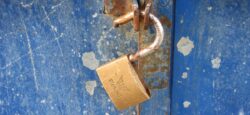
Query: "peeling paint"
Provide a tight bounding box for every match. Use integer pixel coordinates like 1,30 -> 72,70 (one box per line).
181,72 -> 188,79
177,36 -> 194,56
82,52 -> 100,70
183,101 -> 191,108
211,57 -> 221,69
85,80 -> 97,96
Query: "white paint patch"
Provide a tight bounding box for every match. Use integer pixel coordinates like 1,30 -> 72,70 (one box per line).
207,6 -> 213,11
92,13 -> 98,18
83,110 -> 88,115
82,52 -> 100,70
239,108 -> 244,115
234,89 -> 237,93
40,99 -> 46,104
212,80 -> 215,88
182,72 -> 188,79
208,37 -> 214,44
177,80 -> 182,83
211,57 -> 221,69
105,112 -> 110,115
183,101 -> 191,108
85,80 -> 97,96
0,100 -> 4,105
72,68 -> 76,73
180,17 -> 184,24
186,67 -> 190,70
177,36 -> 194,56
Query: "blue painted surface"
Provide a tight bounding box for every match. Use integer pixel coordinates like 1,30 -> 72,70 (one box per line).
0,0 -> 172,115
172,0 -> 250,115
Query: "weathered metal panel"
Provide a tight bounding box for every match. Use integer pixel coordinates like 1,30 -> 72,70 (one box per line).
0,0 -> 172,114
172,0 -> 250,115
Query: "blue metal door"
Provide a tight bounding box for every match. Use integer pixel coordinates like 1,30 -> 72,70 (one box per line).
171,0 -> 250,115
0,0 -> 172,114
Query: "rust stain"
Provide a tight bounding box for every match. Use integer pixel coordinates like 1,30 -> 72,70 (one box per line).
104,0 -> 133,17
160,16 -> 172,28
138,25 -> 171,89
141,47 -> 171,74
147,76 -> 169,89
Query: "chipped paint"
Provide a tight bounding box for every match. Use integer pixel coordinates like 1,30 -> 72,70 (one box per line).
92,13 -> 98,18
82,52 -> 100,70
239,108 -> 245,115
0,100 -> 4,105
40,99 -> 46,104
207,6 -> 213,11
183,101 -> 191,108
177,36 -> 194,56
181,72 -> 188,79
180,17 -> 184,24
211,57 -> 221,69
85,80 -> 97,96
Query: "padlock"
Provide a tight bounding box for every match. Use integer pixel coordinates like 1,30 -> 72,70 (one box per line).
96,10 -> 164,110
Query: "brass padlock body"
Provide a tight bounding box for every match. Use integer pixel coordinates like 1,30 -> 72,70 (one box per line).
96,55 -> 150,110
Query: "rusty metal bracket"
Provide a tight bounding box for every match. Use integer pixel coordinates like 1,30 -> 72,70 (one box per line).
103,0 -> 134,17
133,4 -> 140,31
104,0 -> 154,31
143,2 -> 152,30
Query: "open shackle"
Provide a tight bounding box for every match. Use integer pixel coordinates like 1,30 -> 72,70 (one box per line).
113,7 -> 164,61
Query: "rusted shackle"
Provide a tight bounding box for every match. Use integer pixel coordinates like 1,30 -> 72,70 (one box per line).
113,8 -> 164,61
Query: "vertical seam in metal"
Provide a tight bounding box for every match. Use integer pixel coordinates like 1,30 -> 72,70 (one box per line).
169,0 -> 177,115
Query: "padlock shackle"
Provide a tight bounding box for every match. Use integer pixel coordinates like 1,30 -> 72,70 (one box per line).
114,11 -> 164,61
